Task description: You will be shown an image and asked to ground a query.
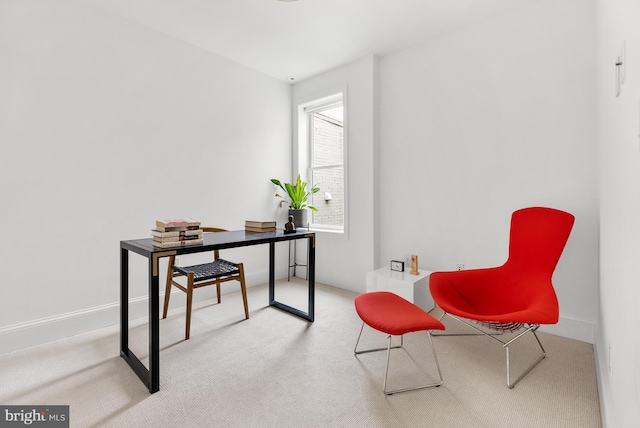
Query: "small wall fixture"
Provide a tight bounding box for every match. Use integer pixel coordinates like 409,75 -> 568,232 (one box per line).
615,41 -> 626,98
324,192 -> 332,202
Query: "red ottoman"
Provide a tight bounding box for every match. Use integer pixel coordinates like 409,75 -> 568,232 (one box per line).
354,291 -> 445,394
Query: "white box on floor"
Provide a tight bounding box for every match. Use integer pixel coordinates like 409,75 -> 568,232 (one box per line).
365,266 -> 434,312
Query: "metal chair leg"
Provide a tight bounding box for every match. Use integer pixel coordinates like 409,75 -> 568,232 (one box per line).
354,323 -> 403,354
354,323 -> 443,395
435,312 -> 546,388
505,327 -> 546,389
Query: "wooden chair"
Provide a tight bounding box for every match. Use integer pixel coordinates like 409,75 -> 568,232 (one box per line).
162,227 -> 249,340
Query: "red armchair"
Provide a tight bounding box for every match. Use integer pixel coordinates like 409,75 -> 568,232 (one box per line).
429,206 -> 574,388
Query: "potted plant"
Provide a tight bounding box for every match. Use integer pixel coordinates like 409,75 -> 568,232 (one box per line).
271,174 -> 320,229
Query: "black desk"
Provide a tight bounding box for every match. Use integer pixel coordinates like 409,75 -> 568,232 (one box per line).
120,229 -> 315,393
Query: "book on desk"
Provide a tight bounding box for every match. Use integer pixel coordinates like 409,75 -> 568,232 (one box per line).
245,220 -> 277,233
153,218 -> 203,247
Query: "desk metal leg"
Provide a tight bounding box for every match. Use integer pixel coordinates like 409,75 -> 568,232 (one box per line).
307,235 -> 315,322
120,247 -> 160,393
268,238 -> 314,322
148,258 -> 160,393
269,242 -> 275,303
120,248 -> 129,360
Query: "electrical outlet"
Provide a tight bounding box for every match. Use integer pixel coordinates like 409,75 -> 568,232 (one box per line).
456,263 -> 464,271
175,256 -> 181,267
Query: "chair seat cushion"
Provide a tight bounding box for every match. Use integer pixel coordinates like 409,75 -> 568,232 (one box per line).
173,258 -> 239,281
355,291 -> 445,336
429,270 -> 560,324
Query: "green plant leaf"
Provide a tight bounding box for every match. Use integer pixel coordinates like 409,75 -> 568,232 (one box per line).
270,173 -> 319,211
270,179 -> 286,194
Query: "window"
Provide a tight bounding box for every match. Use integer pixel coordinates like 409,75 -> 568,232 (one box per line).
298,92 -> 345,233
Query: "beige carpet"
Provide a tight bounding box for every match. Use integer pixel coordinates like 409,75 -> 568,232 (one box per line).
0,281 -> 601,427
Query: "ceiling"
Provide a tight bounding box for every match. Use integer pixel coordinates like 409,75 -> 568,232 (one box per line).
84,0 -> 538,83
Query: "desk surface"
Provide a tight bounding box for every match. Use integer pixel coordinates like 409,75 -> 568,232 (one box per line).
121,229 -> 314,257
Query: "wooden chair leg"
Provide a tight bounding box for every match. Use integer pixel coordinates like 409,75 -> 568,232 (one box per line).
163,256 -> 176,319
185,272 -> 195,340
216,280 -> 221,304
237,263 -> 249,319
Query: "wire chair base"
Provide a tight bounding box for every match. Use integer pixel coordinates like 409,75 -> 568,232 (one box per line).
432,312 -> 545,389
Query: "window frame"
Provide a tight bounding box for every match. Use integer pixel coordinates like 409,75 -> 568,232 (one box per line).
295,89 -> 347,235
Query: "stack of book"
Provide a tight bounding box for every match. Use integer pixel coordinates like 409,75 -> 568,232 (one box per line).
152,219 -> 204,248
245,220 -> 276,233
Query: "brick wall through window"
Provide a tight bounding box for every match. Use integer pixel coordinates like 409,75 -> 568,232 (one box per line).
310,112 -> 344,228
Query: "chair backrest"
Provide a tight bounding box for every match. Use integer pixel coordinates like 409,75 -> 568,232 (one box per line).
201,227 -> 228,259
202,227 -> 227,233
505,207 -> 575,278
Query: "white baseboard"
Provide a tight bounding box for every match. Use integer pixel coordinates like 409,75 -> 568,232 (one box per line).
1,277 -> 596,355
539,313 -> 594,344
0,269 -> 276,356
0,296 -> 143,355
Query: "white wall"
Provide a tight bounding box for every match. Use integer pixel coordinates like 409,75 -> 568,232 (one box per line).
595,0 -> 640,426
0,0 -> 292,353
291,56 -> 379,292
378,0 -> 599,342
